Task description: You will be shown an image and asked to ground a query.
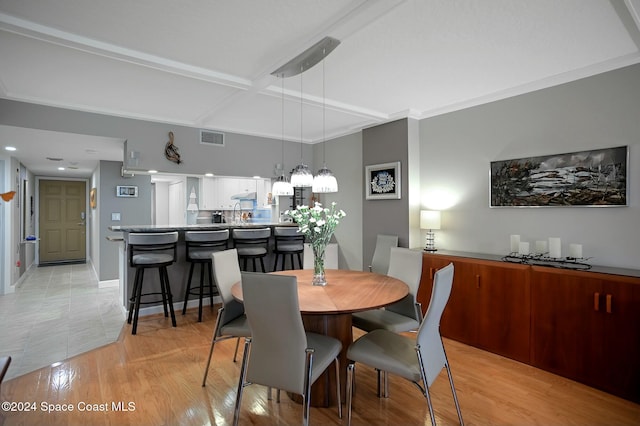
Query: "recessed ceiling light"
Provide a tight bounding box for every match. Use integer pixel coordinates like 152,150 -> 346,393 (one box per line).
5,146 -> 16,151
205,173 -> 214,177
253,176 -> 261,179
58,167 -> 65,171
148,169 -> 158,174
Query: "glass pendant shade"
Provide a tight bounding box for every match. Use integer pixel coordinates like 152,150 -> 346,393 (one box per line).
290,163 -> 313,187
272,175 -> 293,196
312,166 -> 338,193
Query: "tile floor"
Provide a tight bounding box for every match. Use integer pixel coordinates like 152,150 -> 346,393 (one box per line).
0,263 -> 124,381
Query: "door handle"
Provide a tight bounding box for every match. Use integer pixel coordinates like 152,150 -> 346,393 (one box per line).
475,274 -> 481,289
594,292 -> 600,311
606,294 -> 612,314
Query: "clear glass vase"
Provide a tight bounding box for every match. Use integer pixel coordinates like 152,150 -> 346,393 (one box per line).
312,245 -> 327,286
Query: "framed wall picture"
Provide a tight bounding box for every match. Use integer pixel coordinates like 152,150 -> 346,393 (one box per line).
490,145 -> 628,207
116,185 -> 138,198
365,161 -> 401,200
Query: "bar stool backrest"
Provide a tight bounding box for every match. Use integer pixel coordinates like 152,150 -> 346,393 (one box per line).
274,227 -> 304,250
232,228 -> 271,251
128,231 -> 179,266
185,230 -> 229,261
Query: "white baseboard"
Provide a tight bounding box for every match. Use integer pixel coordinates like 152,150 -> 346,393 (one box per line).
99,279 -> 119,288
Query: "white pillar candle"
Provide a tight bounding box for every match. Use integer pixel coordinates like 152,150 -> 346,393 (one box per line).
548,237 -> 562,258
518,242 -> 530,255
535,240 -> 547,254
569,243 -> 583,259
510,235 -> 520,253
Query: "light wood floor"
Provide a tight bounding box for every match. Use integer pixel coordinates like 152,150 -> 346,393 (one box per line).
2,306 -> 639,426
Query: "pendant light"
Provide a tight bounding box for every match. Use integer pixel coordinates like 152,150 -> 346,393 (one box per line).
270,36 -> 340,189
290,69 -> 313,187
272,75 -> 294,196
312,53 -> 338,193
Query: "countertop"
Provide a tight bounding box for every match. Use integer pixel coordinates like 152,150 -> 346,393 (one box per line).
109,222 -> 297,233
423,249 -> 640,278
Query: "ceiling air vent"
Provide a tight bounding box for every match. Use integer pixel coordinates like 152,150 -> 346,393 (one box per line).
200,130 -> 225,147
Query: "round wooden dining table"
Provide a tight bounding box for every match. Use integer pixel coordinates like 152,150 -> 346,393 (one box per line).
231,268 -> 409,407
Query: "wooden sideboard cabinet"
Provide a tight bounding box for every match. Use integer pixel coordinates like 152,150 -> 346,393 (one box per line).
419,253 -> 531,363
418,251 -> 640,403
531,266 -> 640,403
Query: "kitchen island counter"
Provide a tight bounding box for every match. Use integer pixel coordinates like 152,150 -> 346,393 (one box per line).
109,222 -> 295,233
109,222 -> 299,326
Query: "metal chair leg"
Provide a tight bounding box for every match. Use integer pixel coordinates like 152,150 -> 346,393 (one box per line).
233,338 -> 252,426
346,363 -> 355,426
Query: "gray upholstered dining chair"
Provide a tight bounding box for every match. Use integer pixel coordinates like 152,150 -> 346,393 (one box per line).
233,272 -> 342,426
353,247 -> 424,333
346,263 -> 463,426
368,234 -> 398,274
201,249 -> 250,387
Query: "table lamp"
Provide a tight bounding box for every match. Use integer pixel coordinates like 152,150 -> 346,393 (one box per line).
420,210 -> 441,252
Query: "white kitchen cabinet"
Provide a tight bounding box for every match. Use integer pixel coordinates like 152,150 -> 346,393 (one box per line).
219,178 -> 257,209
200,177 -> 261,210
256,178 -> 273,207
200,177 -> 221,210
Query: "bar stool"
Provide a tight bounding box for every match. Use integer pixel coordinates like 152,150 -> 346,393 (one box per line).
127,231 -> 178,335
232,227 -> 271,272
272,226 -> 304,271
182,229 -> 229,322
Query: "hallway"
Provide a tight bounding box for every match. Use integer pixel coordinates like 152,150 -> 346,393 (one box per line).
0,263 -> 124,380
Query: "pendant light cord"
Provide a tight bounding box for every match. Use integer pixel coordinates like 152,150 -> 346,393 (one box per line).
322,50 -> 326,165
300,66 -> 304,162
281,75 -> 285,168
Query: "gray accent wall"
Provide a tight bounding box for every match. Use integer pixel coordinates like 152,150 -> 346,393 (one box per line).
312,131 -> 363,270
419,63 -> 640,269
99,160 -> 152,281
362,119 -> 410,269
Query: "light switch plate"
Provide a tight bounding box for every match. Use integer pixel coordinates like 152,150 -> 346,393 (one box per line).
111,212 -> 121,221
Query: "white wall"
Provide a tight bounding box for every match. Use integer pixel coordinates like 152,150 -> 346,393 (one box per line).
419,63 -> 640,269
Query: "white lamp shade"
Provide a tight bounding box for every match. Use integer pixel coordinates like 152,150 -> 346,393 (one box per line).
312,166 -> 338,193
290,163 -> 313,187
420,210 -> 441,230
272,176 -> 294,196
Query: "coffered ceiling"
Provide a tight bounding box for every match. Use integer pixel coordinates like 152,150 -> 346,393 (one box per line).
1,0 -> 640,177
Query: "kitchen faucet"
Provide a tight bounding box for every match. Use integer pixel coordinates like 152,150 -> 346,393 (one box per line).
233,202 -> 242,223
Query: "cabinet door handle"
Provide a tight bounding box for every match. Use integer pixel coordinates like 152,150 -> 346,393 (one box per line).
594,292 -> 600,311
606,294 -> 612,314
475,274 -> 481,289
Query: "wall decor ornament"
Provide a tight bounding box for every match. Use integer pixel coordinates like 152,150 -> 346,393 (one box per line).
490,146 -> 628,207
90,188 -> 97,209
365,161 -> 401,200
164,131 -> 182,164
